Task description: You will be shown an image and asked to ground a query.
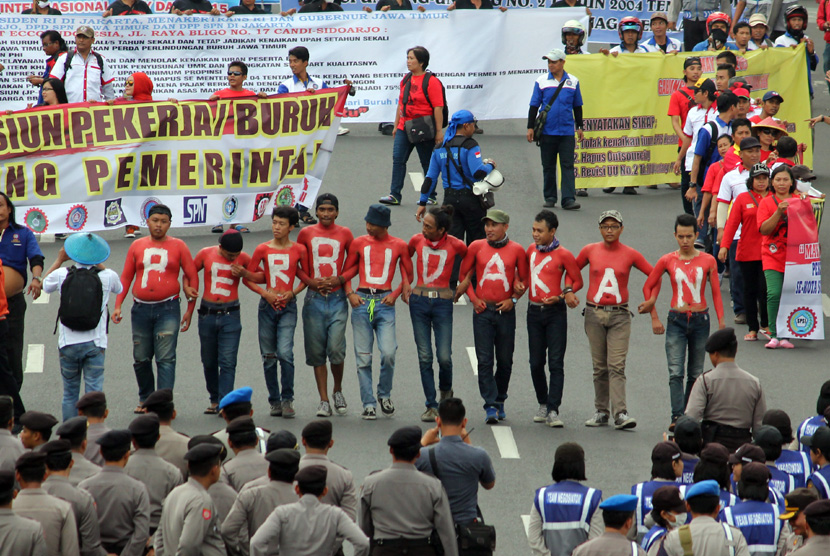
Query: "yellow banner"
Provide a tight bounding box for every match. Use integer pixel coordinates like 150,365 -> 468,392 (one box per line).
566,45 -> 812,188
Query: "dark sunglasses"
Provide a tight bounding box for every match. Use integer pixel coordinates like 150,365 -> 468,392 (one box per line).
228,71 -> 244,76
125,80 -> 134,85
759,128 -> 779,136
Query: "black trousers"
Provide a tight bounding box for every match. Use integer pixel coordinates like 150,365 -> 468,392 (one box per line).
444,188 -> 485,287
5,292 -> 25,389
740,260 -> 769,333
683,19 -> 707,51
0,319 -> 25,420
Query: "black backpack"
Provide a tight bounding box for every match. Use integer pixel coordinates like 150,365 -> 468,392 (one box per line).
402,71 -> 449,128
56,267 -> 104,332
62,50 -> 107,88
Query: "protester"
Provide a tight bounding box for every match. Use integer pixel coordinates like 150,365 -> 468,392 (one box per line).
678,78 -> 717,223
226,0 -> 266,14
0,271 -> 25,427
731,21 -> 756,52
605,16 -> 650,54
667,0 -> 732,50
641,12 -> 683,52
104,0 -> 152,16
22,0 -> 61,13
26,31 -> 67,105
750,91 -> 783,124
691,12 -> 731,51
669,57 -> 704,215
714,63 -> 736,92
748,13 -> 775,49
169,0 -> 220,14
49,26 -> 115,103
819,1 -> 830,97
561,19 -> 587,55
298,0 -> 345,12
363,0 -> 427,12
753,117 -> 788,162
774,6 -> 819,97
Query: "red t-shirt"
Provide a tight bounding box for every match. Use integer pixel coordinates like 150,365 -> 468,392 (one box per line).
247,242 -> 308,293
213,88 -> 256,99
296,224 -> 354,293
117,236 -> 197,304
343,234 -> 412,292
576,242 -> 653,305
460,240 -> 529,303
702,160 -> 725,194
668,85 -> 696,147
644,251 -> 724,322
194,246 -> 251,304
525,245 -> 583,303
756,193 -> 797,273
760,149 -> 772,162
723,191 -> 768,262
397,73 -> 444,130
408,234 -> 467,289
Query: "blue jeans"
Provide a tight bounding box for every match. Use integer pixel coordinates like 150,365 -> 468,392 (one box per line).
302,290 -> 348,366
473,306 -> 516,410
825,43 -> 830,97
665,310 -> 710,420
389,130 -> 433,201
197,304 -> 242,405
351,292 -> 397,407
728,239 -> 745,315
527,303 -> 567,412
539,134 -> 576,204
409,294 -> 453,409
59,341 -> 105,421
258,298 -> 297,404
131,299 -> 180,402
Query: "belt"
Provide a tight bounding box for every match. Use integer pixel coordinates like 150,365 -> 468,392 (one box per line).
703,421 -> 751,437
198,305 -> 240,316
669,308 -> 709,315
134,296 -> 179,305
412,286 -> 454,300
443,187 -> 475,196
373,537 -> 433,547
586,302 -> 628,311
529,299 -> 563,307
357,288 -> 391,296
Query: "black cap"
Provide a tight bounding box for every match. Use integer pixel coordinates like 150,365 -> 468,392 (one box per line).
267,430 -> 298,452
56,416 -> 87,440
700,443 -> 730,465
129,414 -> 160,437
705,328 -> 737,353
684,56 -> 702,69
295,465 -> 327,490
316,193 -> 339,211
0,470 -> 14,495
729,443 -> 765,465
802,426 -> 830,454
19,411 -> 58,433
142,389 -> 173,409
791,165 -> 817,183
652,485 -> 686,513
803,499 -> 830,519
40,439 -> 72,457
265,447 -> 302,468
76,391 -> 106,410
187,435 -> 228,462
96,429 -> 132,449
184,443 -> 223,463
387,426 -> 422,448
226,416 -> 256,435
739,137 -> 761,150
740,462 -> 771,485
301,420 -> 332,442
652,441 -> 682,462
753,425 -> 783,451
674,416 -> 702,443
15,451 -> 47,471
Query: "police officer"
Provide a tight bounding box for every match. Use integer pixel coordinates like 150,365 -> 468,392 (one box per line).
141,388 -> 190,478
685,328 -> 766,452
753,425 -> 796,496
220,416 -> 268,491
527,442 -> 603,556
804,426 -> 830,498
642,486 -> 688,555
662,480 -> 750,555
155,443 -> 226,555
187,435 -> 236,526
18,411 -> 58,451
0,396 -> 23,472
300,420 -> 358,522
777,488 -> 818,554
239,429 -> 299,492
667,0 -> 732,50
720,462 -> 784,554
221,448 -> 301,555
78,430 -> 151,556
793,500 -> 830,555
75,391 -> 109,466
360,426 -> 457,556
124,414 -> 183,535
631,442 -> 685,541
415,110 -> 496,247
572,494 -> 646,555
0,469 -> 47,556
55,416 -> 100,486
250,465 -> 370,556
41,439 -> 106,556
212,386 -> 269,455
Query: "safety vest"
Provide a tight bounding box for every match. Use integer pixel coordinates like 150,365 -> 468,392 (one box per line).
797,416 -> 825,459
679,484 -> 738,510
775,450 -> 812,489
534,481 -> 602,556
721,500 -> 781,555
642,525 -> 668,553
767,466 -> 795,497
676,458 -> 699,486
633,480 -> 675,538
808,466 -> 830,499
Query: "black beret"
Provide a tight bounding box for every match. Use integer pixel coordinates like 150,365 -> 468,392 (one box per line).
129,414 -> 160,437
267,430 -> 298,453
184,443 -> 223,463
15,451 -> 47,471
295,464 -> 327,488
142,389 -> 173,409
705,327 -> 737,353
75,391 -> 106,410
803,499 -> 830,519
387,426 -> 422,448
0,470 -> 14,494
301,420 -> 332,440
699,443 -> 730,465
96,429 -> 132,449
40,439 -> 72,457
187,435 -> 228,462
56,416 -> 88,440
740,462 -> 771,485
226,416 -> 256,435
19,411 -> 58,433
265,448 -> 302,469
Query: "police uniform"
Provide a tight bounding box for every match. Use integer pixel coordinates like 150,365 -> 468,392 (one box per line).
360,427 -> 457,556
221,448 -> 301,555
155,444 -> 226,556
0,470 -> 47,556
571,495 -> 646,556
250,465 -> 370,556
776,488 -> 818,555
84,422 -> 110,466
212,387 -> 270,456
78,430 -> 151,556
685,329 -> 766,452
220,416 -> 268,491
68,452 -> 100,486
719,464 -> 783,554
142,390 -> 191,477
55,416 -> 101,486
301,452 -> 358,519
0,428 -> 24,472
790,500 -> 830,554
209,482 -> 237,525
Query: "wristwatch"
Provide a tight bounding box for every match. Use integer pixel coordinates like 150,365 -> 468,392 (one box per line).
511,297 -> 518,304
31,276 -> 42,283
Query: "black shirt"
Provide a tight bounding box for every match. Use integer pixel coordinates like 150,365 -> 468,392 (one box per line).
22,7 -> 62,14
228,3 -> 266,13
109,0 -> 153,14
298,0 -> 344,12
454,0 -> 496,9
170,0 -> 214,13
375,0 -> 414,9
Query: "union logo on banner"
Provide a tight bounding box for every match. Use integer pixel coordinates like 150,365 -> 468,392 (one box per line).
786,307 -> 819,338
24,208 -> 48,233
66,205 -> 88,231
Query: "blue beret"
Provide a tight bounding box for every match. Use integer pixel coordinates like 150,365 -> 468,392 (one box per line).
218,386 -> 253,410
686,479 -> 721,499
599,494 -> 638,512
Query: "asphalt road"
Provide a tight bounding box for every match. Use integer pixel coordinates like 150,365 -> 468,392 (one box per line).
17,48 -> 830,556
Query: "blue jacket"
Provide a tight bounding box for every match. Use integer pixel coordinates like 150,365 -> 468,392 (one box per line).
0,223 -> 45,284
419,136 -> 493,204
529,70 -> 583,136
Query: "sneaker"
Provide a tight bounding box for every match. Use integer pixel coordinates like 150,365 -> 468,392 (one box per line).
585,412 -> 609,427
622,187 -> 638,195
765,338 -> 780,349
734,314 -> 747,325
124,225 -> 139,238
426,196 -> 437,205
778,339 -> 795,349
378,195 -> 400,205
497,403 -> 506,421
546,410 -> 564,428
533,404 -> 548,423
379,398 -> 396,416
299,212 -> 317,226
421,407 -> 439,422
576,188 -> 588,197
485,407 -> 499,424
439,389 -> 453,401
362,406 -> 377,420
614,412 -> 637,430
337,126 -> 350,136
332,391 -> 348,415
602,188 -> 616,194
270,403 -> 282,417
316,401 -> 332,417
281,400 -> 295,419
543,198 -> 557,208
562,200 -> 581,211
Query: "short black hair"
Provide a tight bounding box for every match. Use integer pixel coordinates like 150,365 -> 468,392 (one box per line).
78,404 -> 106,419
147,204 -> 172,220
652,460 -> 678,481
407,46 -> 430,71
229,431 -> 258,449
189,456 -> 220,478
45,452 -> 72,472
298,480 -> 326,497
693,461 -> 731,490
40,30 -> 67,52
807,515 -> 830,535
272,205 -> 299,227
717,340 -> 738,358
428,205 -> 454,234
771,165 -> 796,194
717,134 -> 735,146
733,21 -> 750,33
758,441 -> 782,461
738,481 -> 769,502
101,445 -> 130,462
289,46 -> 309,62
535,210 -> 559,232
17,464 -> 46,484
687,493 -> 720,514
132,432 -> 158,450
716,63 -> 737,79
551,456 -> 586,482
437,398 -> 465,426
717,92 -> 738,113
675,213 -> 698,234
222,403 -> 252,422
61,433 -> 85,451
228,60 -> 248,75
0,490 -> 12,506
776,137 -> 797,158
269,462 -> 297,483
0,397 -> 12,425
303,427 -> 332,451
602,509 -> 634,529
731,118 -> 752,134
716,52 -> 737,67
650,507 -> 670,528
391,443 -> 422,461
147,403 -> 174,422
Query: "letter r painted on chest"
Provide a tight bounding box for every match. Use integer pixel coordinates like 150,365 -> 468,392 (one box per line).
267,253 -> 290,288
140,247 -> 169,288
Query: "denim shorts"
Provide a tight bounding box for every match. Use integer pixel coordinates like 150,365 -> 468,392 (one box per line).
302,289 -> 348,366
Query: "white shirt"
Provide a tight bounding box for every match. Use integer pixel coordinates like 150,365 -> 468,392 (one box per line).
683,104 -> 718,171
640,36 -> 683,53
43,265 -> 122,348
717,166 -> 750,239
277,74 -> 327,94
49,49 -> 115,103
609,44 -> 650,54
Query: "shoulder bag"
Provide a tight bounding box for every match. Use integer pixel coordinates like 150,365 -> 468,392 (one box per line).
532,78 -> 566,146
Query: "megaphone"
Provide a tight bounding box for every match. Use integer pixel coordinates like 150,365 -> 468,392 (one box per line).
472,168 -> 504,196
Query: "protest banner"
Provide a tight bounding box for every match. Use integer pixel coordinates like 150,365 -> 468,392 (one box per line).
3,87 -> 348,233
776,198 -> 824,341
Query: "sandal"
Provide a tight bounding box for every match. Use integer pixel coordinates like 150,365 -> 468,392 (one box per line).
134,405 -> 145,414
744,332 -> 758,341
232,225 -> 250,233
211,225 -> 224,233
204,404 -> 219,415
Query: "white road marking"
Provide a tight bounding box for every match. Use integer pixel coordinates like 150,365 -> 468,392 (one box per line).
492,426 -> 520,459
466,346 -> 477,375
454,295 -> 467,305
823,294 -> 830,318
521,515 -> 531,537
24,344 -> 45,374
37,234 -> 55,243
33,293 -> 50,305
409,172 -> 425,192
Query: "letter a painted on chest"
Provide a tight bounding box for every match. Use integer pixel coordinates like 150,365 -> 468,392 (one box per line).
593,268 -> 621,304
479,253 -> 508,290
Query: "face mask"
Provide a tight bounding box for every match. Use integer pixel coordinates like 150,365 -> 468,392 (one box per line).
668,512 -> 689,528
